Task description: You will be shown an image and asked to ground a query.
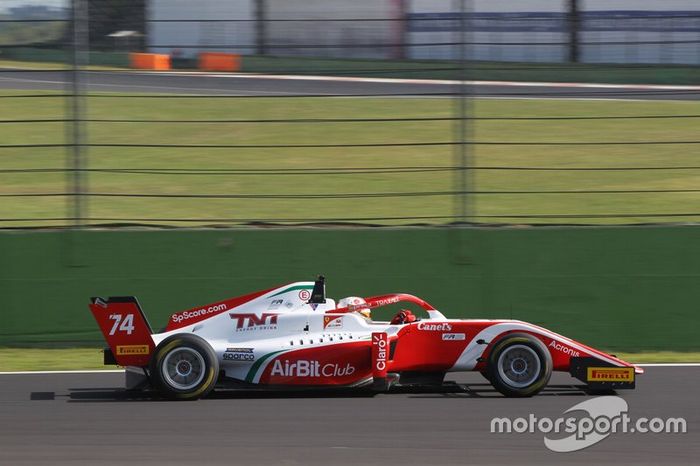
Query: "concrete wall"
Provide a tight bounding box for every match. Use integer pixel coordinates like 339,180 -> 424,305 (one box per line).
408,0 -> 700,64
146,0 -> 700,64
147,0 -> 255,58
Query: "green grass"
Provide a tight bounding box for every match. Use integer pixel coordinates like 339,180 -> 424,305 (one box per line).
0,59 -> 124,71
0,348 -> 697,372
0,348 -> 108,371
241,55 -> 700,85
1,91 -> 700,227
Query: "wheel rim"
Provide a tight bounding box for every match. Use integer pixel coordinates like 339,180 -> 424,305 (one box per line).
496,344 -> 541,388
161,347 -> 206,391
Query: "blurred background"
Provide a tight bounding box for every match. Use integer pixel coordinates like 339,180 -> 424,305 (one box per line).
0,0 -> 699,354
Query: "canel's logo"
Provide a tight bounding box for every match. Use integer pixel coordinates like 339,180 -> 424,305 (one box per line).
270,360 -> 356,378
229,313 -> 279,331
417,322 -> 452,331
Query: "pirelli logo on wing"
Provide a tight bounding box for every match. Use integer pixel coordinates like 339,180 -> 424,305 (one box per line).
116,345 -> 150,356
587,367 -> 634,382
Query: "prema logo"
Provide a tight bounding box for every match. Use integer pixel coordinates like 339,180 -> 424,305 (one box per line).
270,359 -> 356,378
549,340 -> 581,357
171,303 -> 228,324
417,322 -> 452,331
230,312 -> 279,331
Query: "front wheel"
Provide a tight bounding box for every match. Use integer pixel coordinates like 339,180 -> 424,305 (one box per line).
150,334 -> 219,400
486,333 -> 552,397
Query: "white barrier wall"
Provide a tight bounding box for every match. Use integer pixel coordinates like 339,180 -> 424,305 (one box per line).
580,0 -> 700,64
148,0 -> 255,58
264,0 -> 401,59
147,0 -> 700,64
407,0 -> 700,63
408,0 -> 568,62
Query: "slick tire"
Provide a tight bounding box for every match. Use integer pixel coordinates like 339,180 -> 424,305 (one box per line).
486,333 -> 552,398
150,334 -> 219,400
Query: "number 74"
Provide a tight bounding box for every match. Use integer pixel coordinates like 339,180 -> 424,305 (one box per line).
108,314 -> 135,335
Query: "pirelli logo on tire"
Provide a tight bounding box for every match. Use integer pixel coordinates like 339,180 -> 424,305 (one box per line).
587,367 -> 634,382
116,345 -> 150,356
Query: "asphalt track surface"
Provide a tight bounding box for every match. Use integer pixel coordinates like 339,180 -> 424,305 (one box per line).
0,367 -> 698,466
1,70 -> 700,100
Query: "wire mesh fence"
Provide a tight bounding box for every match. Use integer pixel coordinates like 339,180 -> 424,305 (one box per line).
1,0 -> 699,228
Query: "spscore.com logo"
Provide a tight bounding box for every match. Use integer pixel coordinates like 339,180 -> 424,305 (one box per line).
490,396 -> 687,452
171,303 -> 228,324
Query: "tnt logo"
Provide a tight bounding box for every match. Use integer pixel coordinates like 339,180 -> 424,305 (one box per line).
230,313 -> 279,331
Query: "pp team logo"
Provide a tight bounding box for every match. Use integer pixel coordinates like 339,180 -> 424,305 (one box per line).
323,315 -> 343,329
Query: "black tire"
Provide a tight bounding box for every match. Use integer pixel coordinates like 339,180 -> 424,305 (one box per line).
150,334 -> 219,400
486,332 -> 552,397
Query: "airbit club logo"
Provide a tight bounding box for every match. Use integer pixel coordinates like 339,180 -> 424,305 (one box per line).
270,359 -> 356,378
229,313 -> 279,332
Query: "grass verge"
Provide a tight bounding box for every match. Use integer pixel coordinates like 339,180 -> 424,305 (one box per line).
1,92 -> 700,227
0,348 -> 698,372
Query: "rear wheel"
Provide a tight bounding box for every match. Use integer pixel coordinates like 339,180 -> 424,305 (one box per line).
486,333 -> 552,397
150,334 -> 218,400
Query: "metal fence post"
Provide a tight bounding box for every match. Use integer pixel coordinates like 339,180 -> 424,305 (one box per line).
255,0 -> 267,55
568,0 -> 580,62
449,0 -> 473,264
453,0 -> 471,224
67,0 -> 88,228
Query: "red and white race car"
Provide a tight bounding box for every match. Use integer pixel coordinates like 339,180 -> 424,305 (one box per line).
89,276 -> 642,400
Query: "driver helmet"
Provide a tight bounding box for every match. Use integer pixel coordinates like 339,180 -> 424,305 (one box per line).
338,296 -> 371,320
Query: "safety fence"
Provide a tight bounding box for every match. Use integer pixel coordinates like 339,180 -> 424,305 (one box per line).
1,1 -> 700,228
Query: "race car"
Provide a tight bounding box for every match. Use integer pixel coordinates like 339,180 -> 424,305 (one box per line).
89,276 -> 642,400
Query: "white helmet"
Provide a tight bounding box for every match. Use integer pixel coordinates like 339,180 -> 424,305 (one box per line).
338,296 -> 371,320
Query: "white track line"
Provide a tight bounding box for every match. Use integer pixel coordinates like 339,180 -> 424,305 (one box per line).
1,363 -> 699,375
126,71 -> 700,91
636,363 -> 700,367
6,70 -> 700,92
0,76 -> 307,95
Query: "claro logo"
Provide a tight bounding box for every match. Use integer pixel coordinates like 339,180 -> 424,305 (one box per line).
417,322 -> 452,331
373,333 -> 387,372
270,360 -> 356,377
230,313 -> 279,331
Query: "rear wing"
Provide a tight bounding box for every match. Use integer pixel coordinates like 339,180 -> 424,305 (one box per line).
89,297 -> 155,367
